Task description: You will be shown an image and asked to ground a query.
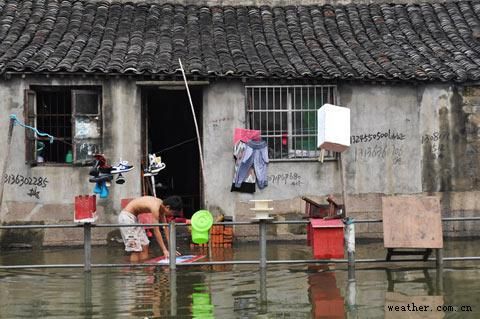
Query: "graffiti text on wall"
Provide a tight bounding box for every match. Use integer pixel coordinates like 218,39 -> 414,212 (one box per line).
354,144 -> 403,165
27,187 -> 40,199
210,117 -> 233,130
421,131 -> 449,144
4,174 -> 49,188
4,173 -> 49,199
268,172 -> 303,186
350,130 -> 406,144
422,131 -> 449,160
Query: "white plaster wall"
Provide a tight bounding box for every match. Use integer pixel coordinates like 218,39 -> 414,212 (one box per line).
202,81 -> 246,215
105,78 -> 143,210
342,84 -> 422,195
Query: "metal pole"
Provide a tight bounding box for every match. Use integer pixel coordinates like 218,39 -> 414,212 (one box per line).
84,272 -> 93,318
169,221 -> 176,270
435,248 -> 444,294
259,267 -> 268,314
436,248 -> 443,269
150,175 -> 156,197
170,270 -> 177,316
345,218 -> 355,281
84,223 -> 92,272
339,152 -> 348,217
259,220 -> 267,269
346,279 -> 357,318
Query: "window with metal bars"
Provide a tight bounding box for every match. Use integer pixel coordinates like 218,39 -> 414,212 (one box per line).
24,86 -> 102,164
246,85 -> 337,160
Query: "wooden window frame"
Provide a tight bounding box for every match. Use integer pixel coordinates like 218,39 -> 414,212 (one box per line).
24,86 -> 102,165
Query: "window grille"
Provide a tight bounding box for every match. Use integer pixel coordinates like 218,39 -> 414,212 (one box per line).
25,87 -> 102,164
246,85 -> 337,160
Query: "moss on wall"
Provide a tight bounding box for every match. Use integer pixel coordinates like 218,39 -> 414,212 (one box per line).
0,221 -> 45,249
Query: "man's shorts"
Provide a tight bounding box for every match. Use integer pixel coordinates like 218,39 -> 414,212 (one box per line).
118,210 -> 149,252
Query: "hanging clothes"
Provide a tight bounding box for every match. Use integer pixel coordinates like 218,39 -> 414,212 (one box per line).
233,128 -> 261,145
231,140 -> 256,193
235,140 -> 269,190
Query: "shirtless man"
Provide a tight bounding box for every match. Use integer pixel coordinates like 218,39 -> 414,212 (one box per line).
118,195 -> 183,262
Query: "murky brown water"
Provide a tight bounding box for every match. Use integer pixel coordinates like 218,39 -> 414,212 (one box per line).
1,239 -> 479,318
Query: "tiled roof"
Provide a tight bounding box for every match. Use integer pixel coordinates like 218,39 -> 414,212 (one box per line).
0,0 -> 480,81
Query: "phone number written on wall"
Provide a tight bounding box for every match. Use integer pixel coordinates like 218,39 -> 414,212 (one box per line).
3,174 -> 49,188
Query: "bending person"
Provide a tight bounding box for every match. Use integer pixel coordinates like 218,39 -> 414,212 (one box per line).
118,195 -> 183,262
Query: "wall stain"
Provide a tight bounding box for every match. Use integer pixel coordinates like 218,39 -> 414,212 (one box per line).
422,86 -> 479,197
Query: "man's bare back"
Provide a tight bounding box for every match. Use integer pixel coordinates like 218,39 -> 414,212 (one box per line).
124,196 -> 162,216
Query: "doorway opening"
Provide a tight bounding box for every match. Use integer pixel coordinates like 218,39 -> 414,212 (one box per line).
142,87 -> 203,219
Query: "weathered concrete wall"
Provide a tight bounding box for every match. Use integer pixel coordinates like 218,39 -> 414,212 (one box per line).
0,77 -> 142,247
1,77 -> 479,247
203,81 -> 345,239
203,81 -> 480,240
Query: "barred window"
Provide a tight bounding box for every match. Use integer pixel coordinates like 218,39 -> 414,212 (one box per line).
25,86 -> 102,164
246,85 -> 337,160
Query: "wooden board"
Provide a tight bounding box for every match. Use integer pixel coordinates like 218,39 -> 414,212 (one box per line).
144,254 -> 205,264
382,196 -> 443,249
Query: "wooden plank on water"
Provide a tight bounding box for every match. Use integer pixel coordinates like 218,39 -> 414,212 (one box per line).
382,196 -> 443,249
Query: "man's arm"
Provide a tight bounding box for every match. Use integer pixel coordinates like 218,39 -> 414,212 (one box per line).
151,208 -> 169,258
152,225 -> 169,258
159,213 -> 181,256
162,212 -> 170,244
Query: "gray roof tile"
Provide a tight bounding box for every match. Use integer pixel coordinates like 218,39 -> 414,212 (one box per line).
1,0 -> 480,81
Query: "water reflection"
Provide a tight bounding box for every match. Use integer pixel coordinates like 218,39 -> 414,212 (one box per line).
384,268 -> 445,319
83,272 -> 93,319
308,266 -> 345,318
1,240 -> 480,318
191,283 -> 214,318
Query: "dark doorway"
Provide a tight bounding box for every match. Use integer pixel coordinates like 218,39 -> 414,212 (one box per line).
143,87 -> 202,219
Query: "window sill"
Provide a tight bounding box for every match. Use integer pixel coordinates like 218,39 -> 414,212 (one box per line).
269,157 -> 337,163
29,162 -> 89,167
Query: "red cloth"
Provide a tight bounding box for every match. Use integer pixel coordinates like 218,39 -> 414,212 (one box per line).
138,213 -> 155,237
138,213 -> 155,226
138,211 -> 186,237
233,128 -> 261,144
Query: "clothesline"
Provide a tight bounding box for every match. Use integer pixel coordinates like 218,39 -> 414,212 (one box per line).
152,137 -> 197,155
9,114 -> 73,147
9,114 -> 54,143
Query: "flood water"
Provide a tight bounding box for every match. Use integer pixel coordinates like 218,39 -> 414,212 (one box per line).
1,239 -> 479,318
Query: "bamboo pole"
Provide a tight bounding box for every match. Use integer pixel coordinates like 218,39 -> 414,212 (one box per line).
178,58 -> 207,205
